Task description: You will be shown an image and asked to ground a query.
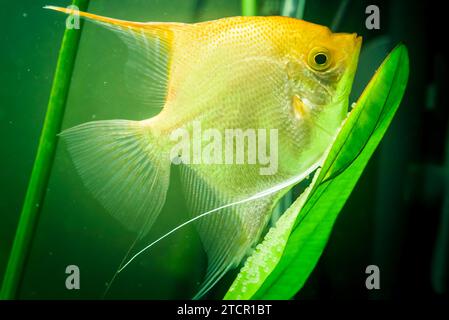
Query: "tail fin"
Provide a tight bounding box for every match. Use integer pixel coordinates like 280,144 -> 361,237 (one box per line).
60,120 -> 170,238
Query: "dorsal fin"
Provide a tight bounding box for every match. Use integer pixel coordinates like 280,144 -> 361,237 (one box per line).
45,5 -> 188,109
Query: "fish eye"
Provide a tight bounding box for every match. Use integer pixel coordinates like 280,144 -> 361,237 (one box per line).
308,47 -> 332,71
314,53 -> 327,65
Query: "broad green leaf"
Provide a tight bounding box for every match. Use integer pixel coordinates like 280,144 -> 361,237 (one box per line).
225,44 -> 409,300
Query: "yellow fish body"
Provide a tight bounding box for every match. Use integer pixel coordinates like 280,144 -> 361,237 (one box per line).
47,6 -> 361,298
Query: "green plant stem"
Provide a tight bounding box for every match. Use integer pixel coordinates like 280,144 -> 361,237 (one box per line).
331,0 -> 350,31
281,0 -> 306,18
0,0 -> 89,299
296,0 -> 306,19
242,0 -> 257,16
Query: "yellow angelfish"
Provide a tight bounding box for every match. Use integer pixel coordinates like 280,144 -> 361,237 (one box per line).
46,6 -> 361,298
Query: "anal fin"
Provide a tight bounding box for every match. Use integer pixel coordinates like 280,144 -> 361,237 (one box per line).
180,166 -> 282,299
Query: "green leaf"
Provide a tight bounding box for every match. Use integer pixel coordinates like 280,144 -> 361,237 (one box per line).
224,44 -> 409,300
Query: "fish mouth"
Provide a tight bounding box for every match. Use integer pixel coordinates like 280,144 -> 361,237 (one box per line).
334,33 -> 362,102
346,35 -> 362,91
338,32 -> 362,69
352,35 -> 362,68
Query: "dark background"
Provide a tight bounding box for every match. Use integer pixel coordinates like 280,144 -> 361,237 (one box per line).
0,0 -> 447,300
